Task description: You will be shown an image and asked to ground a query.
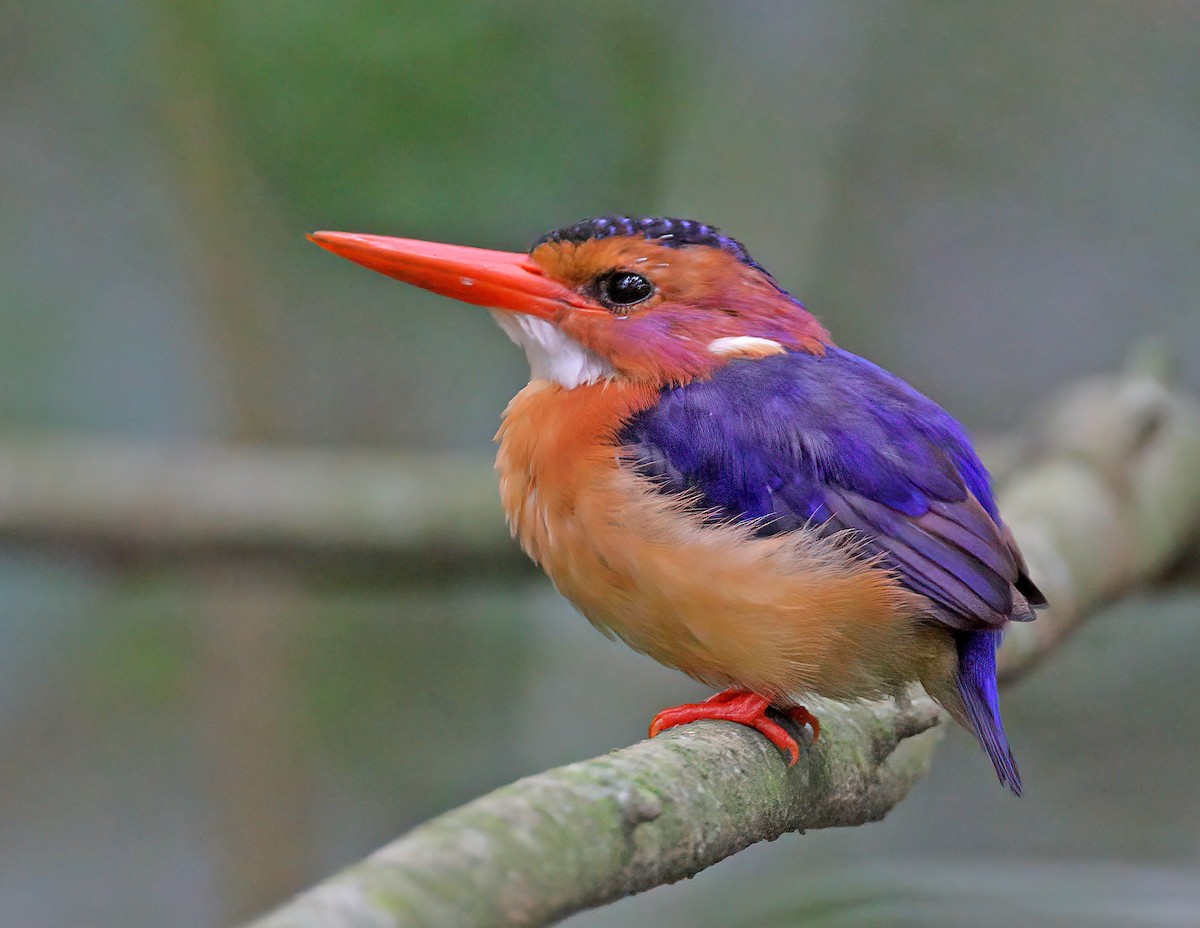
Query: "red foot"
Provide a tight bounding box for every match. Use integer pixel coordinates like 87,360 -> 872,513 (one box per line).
648,689 -> 820,766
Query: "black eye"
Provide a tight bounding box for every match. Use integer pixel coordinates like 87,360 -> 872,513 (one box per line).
597,271 -> 654,310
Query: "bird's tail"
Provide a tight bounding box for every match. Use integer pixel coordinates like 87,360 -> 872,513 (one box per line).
951,629 -> 1022,796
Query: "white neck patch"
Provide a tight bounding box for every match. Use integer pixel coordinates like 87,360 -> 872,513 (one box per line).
707,335 -> 786,359
490,312 -> 617,389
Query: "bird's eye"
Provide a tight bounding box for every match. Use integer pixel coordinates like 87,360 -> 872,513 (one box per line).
596,271 -> 654,311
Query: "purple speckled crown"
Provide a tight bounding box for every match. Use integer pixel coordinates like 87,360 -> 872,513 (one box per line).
532,216 -> 766,273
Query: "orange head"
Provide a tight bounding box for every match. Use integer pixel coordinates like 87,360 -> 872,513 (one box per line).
310,216 -> 829,388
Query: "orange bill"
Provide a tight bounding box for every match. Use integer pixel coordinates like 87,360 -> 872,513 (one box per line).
308,231 -> 589,320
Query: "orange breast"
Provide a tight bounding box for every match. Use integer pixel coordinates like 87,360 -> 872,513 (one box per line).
495,379 -> 944,702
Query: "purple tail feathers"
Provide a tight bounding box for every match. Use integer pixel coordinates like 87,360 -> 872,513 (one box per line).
957,629 -> 1022,796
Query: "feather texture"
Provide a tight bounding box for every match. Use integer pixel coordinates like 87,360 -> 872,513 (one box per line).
495,378 -> 942,703
618,347 -> 1042,630
616,347 -> 1040,793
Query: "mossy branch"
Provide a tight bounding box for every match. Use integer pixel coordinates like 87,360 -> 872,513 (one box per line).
250,698 -> 942,928
241,363 -> 1200,928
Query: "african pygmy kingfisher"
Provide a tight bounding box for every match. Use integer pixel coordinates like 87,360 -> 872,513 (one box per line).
311,216 -> 1045,794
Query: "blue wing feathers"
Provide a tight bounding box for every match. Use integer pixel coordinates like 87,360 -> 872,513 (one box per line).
618,347 -> 1032,632
618,347 -> 1034,794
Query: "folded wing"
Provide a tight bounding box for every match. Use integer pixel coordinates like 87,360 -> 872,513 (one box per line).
618,347 -> 1044,631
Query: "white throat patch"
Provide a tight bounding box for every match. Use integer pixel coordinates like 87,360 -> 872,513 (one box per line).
490,312 -> 616,389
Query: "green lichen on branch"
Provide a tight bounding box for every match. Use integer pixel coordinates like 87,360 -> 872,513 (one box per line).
250,697 -> 942,928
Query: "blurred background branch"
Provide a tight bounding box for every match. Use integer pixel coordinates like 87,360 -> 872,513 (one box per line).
0,438 -> 511,568
1,363 -> 1195,575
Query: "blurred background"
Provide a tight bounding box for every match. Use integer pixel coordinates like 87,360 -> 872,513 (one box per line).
3,2 -> 1199,926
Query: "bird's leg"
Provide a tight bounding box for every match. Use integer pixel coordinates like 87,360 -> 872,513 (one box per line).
648,688 -> 819,766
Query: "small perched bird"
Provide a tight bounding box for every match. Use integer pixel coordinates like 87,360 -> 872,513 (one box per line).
311,216 -> 1044,794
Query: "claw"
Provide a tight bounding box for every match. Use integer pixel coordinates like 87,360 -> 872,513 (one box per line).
785,704 -> 821,741
648,689 -> 819,766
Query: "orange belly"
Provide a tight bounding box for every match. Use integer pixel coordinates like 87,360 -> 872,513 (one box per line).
496,379 -> 947,702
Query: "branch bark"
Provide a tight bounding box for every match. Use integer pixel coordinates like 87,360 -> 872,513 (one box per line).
250,698 -> 942,928
240,364 -> 1200,928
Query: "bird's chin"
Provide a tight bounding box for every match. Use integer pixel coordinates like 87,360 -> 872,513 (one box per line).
489,311 -> 617,389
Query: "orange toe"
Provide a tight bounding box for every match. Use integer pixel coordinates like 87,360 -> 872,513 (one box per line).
786,704 -> 820,741
648,688 -> 817,766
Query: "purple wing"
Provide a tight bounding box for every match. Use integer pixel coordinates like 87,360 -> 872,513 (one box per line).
619,346 -> 1042,795
618,347 -> 1044,632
